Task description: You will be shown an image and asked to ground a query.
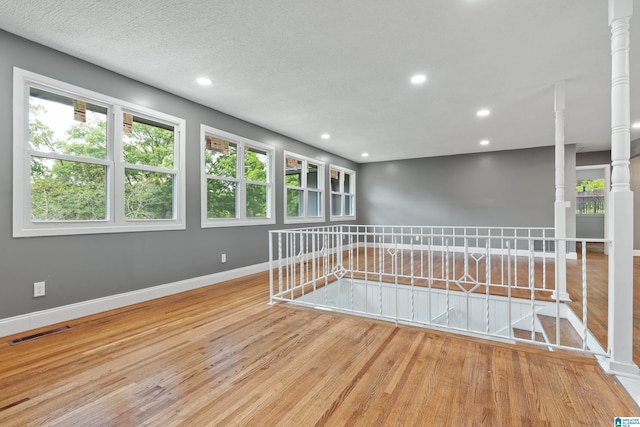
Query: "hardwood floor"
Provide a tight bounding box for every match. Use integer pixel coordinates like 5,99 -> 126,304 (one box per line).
0,268 -> 638,426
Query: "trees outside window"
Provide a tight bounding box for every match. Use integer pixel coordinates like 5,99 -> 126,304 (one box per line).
284,152 -> 324,223
13,68 -> 185,237
330,166 -> 356,221
201,125 -> 274,227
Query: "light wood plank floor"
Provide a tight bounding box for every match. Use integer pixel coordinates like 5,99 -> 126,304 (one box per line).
0,266 -> 638,426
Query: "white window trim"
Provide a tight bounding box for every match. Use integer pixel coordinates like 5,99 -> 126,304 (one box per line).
329,165 -> 356,222
200,125 -> 275,228
283,151 -> 325,225
13,67 -> 186,237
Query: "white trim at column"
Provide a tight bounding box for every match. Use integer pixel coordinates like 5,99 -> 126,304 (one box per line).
553,81 -> 570,301
605,0 -> 638,376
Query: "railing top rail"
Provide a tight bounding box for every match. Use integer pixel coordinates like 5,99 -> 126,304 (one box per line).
269,227 -> 608,243
270,224 -> 554,233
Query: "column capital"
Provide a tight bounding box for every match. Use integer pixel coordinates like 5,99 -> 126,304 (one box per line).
609,0 -> 633,25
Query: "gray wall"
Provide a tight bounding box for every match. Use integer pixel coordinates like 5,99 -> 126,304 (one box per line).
576,216 -> 605,239
576,150 -> 611,167
0,30 -> 358,319
357,146 -> 574,230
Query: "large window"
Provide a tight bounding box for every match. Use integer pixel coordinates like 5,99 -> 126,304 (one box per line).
284,152 -> 324,223
13,68 -> 186,237
330,165 -> 356,221
201,125 -> 275,227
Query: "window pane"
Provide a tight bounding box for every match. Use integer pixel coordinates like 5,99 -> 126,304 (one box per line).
308,190 -> 322,217
576,178 -> 605,215
123,117 -> 174,168
344,173 -> 353,193
245,147 -> 268,182
29,88 -> 107,159
330,170 -> 340,192
287,188 -> 303,217
344,195 -> 354,216
207,179 -> 237,219
205,140 -> 237,178
246,183 -> 268,217
285,157 -> 303,187
124,169 -> 174,220
307,163 -> 320,189
332,194 -> 342,216
31,157 -> 107,221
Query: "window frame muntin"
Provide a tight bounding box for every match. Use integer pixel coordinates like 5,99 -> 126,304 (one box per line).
283,151 -> 325,224
200,124 -> 275,228
329,165 -> 356,222
13,67 -> 186,237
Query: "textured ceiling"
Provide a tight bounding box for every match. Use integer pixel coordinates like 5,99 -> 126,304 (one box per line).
0,0 -> 638,163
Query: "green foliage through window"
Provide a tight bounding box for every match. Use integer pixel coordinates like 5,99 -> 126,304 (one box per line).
576,178 -> 605,215
28,88 -> 177,223
203,130 -> 272,222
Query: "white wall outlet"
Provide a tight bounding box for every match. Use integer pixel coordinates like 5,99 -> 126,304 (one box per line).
34,281 -> 45,297
221,253 -> 227,263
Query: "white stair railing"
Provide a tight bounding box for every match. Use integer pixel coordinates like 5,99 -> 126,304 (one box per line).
268,225 -> 608,356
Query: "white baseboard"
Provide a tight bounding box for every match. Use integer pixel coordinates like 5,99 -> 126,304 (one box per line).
0,262 -> 269,339
634,250 -> 640,257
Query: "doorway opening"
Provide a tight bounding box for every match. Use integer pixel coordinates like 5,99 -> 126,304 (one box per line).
575,165 -> 609,255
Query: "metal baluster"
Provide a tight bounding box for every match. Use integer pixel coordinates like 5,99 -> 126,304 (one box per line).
379,236 -> 383,315
446,239 -> 450,327
278,232 -> 283,298
428,237 -> 433,324
393,238 -> 399,325
507,241 -> 512,338
464,237 -> 470,331
312,231 -> 317,297
540,230 -> 545,290
529,239 -> 535,342
501,228 -> 505,286
420,229 -> 424,278
269,232 -> 274,304
411,238 -> 415,322
582,240 -> 588,351
486,239 -> 491,334
514,233 -> 519,287
299,232 -> 304,295
324,232 -> 329,305
349,233 -> 354,311
364,230 -> 369,314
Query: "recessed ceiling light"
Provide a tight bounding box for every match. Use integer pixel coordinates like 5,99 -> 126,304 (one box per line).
361,152 -> 369,157
632,122 -> 640,129
477,109 -> 490,117
321,133 -> 331,140
410,74 -> 427,85
196,77 -> 212,86
480,139 -> 490,146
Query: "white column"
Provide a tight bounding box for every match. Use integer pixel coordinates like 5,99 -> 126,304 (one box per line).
553,81 -> 570,301
606,0 -> 638,376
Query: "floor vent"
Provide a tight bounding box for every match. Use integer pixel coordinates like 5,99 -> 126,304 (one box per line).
9,326 -> 71,345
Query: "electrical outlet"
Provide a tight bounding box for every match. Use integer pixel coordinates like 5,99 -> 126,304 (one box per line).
34,281 -> 45,297
221,253 -> 227,263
